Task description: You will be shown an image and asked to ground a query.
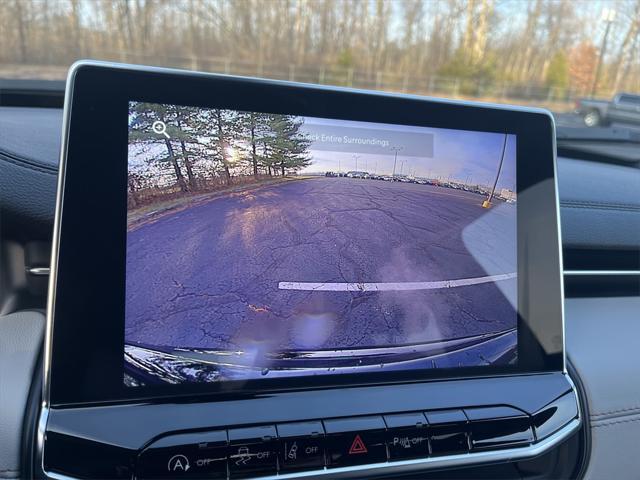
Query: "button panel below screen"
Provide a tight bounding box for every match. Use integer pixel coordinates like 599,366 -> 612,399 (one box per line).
135,402 -> 572,479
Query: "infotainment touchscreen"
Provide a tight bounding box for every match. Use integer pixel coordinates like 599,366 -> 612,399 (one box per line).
124,101 -> 517,386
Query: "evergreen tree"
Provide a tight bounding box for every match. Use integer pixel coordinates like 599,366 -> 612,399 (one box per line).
266,115 -> 311,176
168,105 -> 199,190
129,102 -> 189,192
237,111 -> 270,178
187,108 -> 240,185
213,109 -> 241,185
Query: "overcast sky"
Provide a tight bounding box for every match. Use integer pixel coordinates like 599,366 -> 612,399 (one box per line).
300,116 -> 516,191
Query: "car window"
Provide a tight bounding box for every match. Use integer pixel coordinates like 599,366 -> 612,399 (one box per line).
618,94 -> 640,105
1,0 -> 639,116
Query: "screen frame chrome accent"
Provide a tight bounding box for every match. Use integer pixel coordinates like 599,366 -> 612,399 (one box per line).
564,270 -> 640,276
42,59 -> 78,410
551,114 -> 568,376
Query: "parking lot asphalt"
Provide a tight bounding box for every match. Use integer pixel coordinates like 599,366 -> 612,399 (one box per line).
125,177 -> 517,352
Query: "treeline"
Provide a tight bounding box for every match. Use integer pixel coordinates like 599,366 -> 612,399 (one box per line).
128,103 -> 310,207
2,0 -> 639,97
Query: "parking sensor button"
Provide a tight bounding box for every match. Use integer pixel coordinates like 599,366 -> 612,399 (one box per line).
384,412 -> 430,460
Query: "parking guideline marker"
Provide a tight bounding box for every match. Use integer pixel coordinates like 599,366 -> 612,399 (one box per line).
278,273 -> 517,292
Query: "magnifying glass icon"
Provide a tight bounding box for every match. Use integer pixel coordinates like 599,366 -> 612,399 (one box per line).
152,120 -> 170,139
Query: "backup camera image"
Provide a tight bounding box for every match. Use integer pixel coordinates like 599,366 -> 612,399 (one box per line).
124,101 -> 517,386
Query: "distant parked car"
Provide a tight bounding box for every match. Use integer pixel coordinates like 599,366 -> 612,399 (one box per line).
392,174 -> 409,182
325,171 -> 338,177
346,171 -> 369,178
576,93 -> 640,127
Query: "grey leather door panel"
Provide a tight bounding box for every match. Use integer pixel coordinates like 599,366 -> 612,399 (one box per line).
0,311 -> 45,479
565,296 -> 640,479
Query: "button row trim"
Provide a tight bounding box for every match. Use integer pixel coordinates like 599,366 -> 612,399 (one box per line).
43,419 -> 580,480
256,419 -> 581,480
136,401 -> 576,479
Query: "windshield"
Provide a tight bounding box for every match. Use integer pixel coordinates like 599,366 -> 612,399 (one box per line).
2,0 -> 639,117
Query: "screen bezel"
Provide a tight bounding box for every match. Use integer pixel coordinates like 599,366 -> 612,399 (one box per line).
47,62 -> 564,406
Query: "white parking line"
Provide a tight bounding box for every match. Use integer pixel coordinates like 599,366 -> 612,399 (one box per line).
278,273 -> 517,292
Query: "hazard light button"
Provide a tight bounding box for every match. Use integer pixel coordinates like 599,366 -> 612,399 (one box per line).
323,416 -> 387,467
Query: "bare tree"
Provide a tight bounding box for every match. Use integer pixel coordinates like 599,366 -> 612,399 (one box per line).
1,0 -> 639,98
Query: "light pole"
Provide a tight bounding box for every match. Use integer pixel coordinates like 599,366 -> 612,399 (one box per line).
483,134 -> 508,208
390,146 -> 403,177
591,7 -> 616,97
353,154 -> 361,171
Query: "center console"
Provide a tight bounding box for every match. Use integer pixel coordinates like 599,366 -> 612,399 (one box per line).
40,61 -> 580,479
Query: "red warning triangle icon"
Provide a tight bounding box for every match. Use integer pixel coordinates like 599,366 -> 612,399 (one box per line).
348,434 -> 368,455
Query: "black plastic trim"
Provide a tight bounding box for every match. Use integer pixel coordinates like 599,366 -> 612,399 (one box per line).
21,343 -> 44,480
563,248 -> 640,271
566,360 -> 591,479
564,274 -> 640,298
0,79 -> 65,109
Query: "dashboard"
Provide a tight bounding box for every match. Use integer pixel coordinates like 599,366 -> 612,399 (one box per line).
0,63 -> 638,480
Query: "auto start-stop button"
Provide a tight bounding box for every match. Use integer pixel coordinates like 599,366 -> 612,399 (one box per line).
136,430 -> 228,479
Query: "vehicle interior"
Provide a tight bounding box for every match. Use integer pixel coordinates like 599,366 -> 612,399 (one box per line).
1,2 -> 639,480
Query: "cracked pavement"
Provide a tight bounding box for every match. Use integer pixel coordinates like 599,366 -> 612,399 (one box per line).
125,177 -> 517,353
